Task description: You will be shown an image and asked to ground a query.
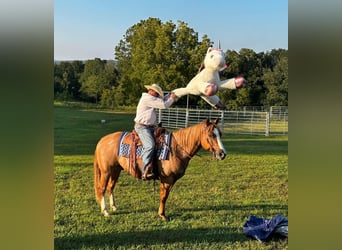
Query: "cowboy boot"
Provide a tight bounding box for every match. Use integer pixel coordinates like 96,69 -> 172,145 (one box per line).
142,162 -> 155,180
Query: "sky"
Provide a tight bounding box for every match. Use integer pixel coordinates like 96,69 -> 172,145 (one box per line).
54,0 -> 288,61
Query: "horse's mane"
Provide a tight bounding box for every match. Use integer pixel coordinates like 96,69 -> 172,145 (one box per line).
172,121 -> 212,156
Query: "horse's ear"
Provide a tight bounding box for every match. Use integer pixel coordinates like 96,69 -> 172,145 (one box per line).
204,117 -> 210,125
214,117 -> 220,125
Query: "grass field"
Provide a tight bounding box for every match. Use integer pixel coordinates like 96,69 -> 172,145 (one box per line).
54,104 -> 288,249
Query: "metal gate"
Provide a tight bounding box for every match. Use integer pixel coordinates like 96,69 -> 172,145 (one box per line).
157,107 -> 288,136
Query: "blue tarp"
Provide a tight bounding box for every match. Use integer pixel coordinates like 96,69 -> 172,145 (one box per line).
242,214 -> 288,242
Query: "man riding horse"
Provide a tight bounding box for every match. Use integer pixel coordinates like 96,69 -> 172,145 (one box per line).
134,84 -> 177,180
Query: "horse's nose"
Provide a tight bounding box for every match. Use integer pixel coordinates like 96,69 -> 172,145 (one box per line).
216,150 -> 226,160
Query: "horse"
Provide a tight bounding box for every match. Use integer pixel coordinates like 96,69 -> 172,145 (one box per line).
93,117 -> 227,220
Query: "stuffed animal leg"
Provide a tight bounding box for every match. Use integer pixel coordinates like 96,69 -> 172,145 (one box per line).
218,76 -> 246,90
172,87 -> 197,97
200,95 -> 225,109
172,82 -> 218,97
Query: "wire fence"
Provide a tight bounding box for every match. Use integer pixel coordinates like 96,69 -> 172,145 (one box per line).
157,106 -> 288,136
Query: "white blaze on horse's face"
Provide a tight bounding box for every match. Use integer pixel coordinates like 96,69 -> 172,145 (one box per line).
214,128 -> 227,155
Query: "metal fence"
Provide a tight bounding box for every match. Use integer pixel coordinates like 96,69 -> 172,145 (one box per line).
157,107 -> 288,136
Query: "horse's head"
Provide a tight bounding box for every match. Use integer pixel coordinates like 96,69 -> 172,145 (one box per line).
201,118 -> 227,160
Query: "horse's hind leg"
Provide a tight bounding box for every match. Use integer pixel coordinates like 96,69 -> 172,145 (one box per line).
99,174 -> 111,216
94,155 -> 111,216
107,167 -> 121,212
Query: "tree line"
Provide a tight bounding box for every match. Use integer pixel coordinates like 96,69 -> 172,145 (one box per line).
54,17 -> 287,109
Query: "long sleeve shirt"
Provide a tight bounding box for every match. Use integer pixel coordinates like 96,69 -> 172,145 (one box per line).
134,93 -> 175,126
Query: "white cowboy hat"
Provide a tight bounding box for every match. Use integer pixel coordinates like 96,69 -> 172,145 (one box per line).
144,84 -> 164,97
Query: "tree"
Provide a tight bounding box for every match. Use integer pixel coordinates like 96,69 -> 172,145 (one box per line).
114,18 -> 213,106
69,61 -> 84,100
263,53 -> 288,106
79,58 -> 118,103
219,48 -> 289,109
54,61 -> 84,101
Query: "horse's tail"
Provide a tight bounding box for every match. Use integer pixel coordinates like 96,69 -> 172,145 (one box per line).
94,149 -> 102,204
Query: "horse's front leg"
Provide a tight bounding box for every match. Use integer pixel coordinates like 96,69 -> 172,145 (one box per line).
158,182 -> 173,221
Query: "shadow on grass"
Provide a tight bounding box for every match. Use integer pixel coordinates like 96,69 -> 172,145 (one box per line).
54,226 -> 246,249
170,203 -> 287,216
110,203 -> 288,218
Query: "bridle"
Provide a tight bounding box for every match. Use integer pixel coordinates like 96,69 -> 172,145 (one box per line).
171,122 -> 223,159
204,124 -> 221,154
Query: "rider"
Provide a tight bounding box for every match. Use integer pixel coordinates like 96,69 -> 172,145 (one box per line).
134,84 -> 177,180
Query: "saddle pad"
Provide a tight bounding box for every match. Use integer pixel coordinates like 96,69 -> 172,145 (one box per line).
157,132 -> 172,160
118,131 -> 172,160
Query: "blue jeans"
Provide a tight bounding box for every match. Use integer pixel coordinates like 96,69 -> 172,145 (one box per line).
134,125 -> 155,172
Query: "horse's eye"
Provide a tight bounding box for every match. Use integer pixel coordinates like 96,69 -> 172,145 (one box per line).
209,133 -> 216,138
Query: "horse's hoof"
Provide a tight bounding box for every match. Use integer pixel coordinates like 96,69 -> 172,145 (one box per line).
102,210 -> 110,217
159,214 -> 167,221
111,206 -> 117,212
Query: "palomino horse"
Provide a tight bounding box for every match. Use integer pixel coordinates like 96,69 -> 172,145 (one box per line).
94,118 -> 226,220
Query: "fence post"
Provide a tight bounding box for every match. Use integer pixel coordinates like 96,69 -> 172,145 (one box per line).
220,110 -> 225,132
265,112 -> 270,136
158,109 -> 162,124
185,108 -> 189,127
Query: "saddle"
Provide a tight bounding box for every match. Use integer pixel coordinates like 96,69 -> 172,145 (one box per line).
122,126 -> 166,178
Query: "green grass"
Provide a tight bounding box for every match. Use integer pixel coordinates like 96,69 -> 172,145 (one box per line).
54,105 -> 136,155
54,104 -> 288,249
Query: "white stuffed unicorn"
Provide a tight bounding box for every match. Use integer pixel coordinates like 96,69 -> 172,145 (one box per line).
172,47 -> 246,109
